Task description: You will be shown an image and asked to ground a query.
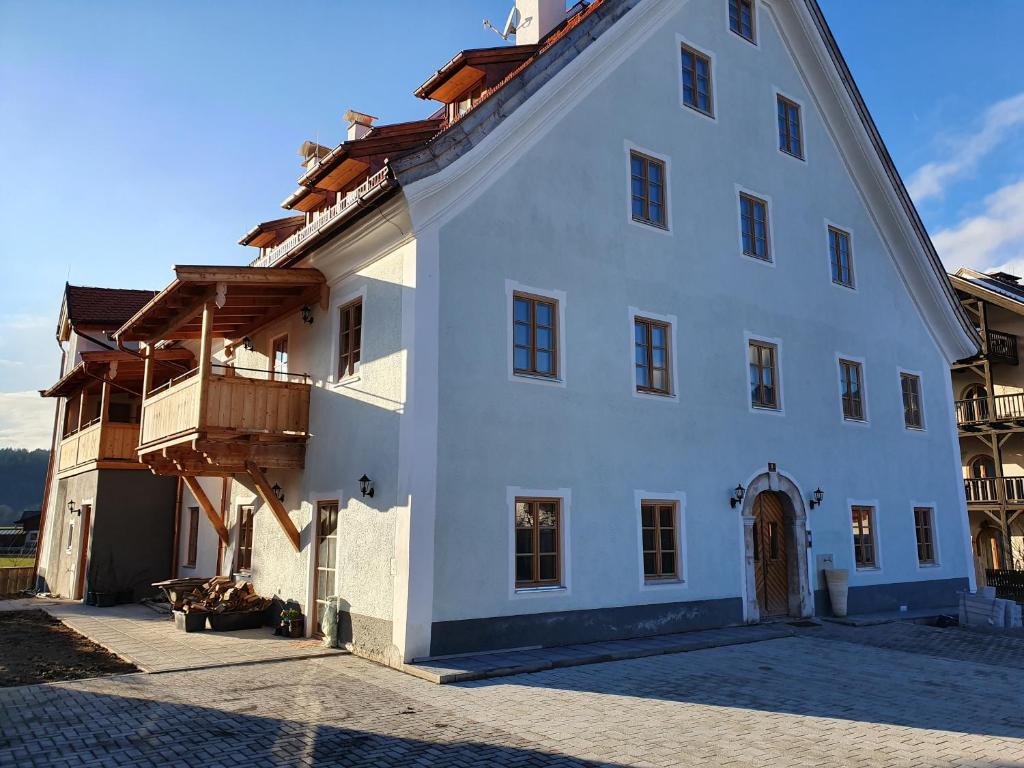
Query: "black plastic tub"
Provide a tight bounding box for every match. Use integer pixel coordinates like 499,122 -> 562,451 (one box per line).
174,610 -> 207,632
207,610 -> 266,632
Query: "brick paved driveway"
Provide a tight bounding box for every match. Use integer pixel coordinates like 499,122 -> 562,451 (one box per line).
2,623 -> 1023,767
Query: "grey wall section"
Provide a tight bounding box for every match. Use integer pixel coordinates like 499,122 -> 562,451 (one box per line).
39,471 -> 99,595
87,470 -> 177,600
813,577 -> 968,617
337,610 -> 394,662
429,597 -> 743,658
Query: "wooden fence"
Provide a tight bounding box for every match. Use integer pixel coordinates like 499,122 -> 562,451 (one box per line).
0,566 -> 34,596
985,569 -> 1024,604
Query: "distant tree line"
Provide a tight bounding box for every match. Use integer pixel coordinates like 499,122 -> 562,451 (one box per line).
0,449 -> 49,524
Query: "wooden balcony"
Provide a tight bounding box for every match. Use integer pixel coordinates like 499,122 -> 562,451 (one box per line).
964,476 -> 1024,507
987,330 -> 1018,365
955,393 -> 1024,431
57,420 -> 144,478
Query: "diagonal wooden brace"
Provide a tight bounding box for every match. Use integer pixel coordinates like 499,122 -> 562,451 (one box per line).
246,462 -> 300,552
182,475 -> 230,546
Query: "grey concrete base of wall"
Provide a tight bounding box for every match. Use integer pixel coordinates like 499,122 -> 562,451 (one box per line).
338,611 -> 393,664
429,597 -> 744,657
813,577 -> 968,617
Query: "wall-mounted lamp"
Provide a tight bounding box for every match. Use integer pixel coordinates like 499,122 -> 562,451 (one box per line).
271,483 -> 284,503
358,474 -> 375,499
242,336 -> 254,352
808,487 -> 824,509
301,305 -> 314,325
729,484 -> 745,509
67,500 -> 75,513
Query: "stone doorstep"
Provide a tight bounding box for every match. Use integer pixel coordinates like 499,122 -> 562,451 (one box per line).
398,624 -> 797,685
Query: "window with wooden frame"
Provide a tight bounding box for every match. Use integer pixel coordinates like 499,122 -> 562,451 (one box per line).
914,507 -> 936,565
513,293 -> 558,378
829,226 -> 853,287
630,151 -> 667,228
851,505 -> 877,569
839,359 -> 865,421
270,335 -> 288,382
185,507 -> 199,568
634,317 -> 671,395
777,95 -> 803,159
739,192 -> 770,261
748,340 -> 779,409
729,0 -> 755,42
237,506 -> 254,572
338,298 -> 362,380
514,498 -> 561,589
901,373 -> 923,429
641,501 -> 679,581
680,45 -> 713,116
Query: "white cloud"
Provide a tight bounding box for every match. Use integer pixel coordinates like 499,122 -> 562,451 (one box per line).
908,92 -> 1024,202
0,314 -> 50,331
932,179 -> 1024,272
0,392 -> 55,451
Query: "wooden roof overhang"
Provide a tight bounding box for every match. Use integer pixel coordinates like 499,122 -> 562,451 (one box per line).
414,45 -> 539,102
950,273 -> 1024,317
41,349 -> 194,398
238,215 -> 305,248
114,266 -> 327,344
282,119 -> 443,211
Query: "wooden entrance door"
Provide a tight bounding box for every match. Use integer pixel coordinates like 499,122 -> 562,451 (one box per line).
313,501 -> 339,636
753,492 -> 789,618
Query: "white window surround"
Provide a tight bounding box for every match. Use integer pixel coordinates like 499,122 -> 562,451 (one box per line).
848,498 -> 883,575
634,490 -> 688,591
824,218 -> 857,291
773,87 -> 808,164
835,352 -> 869,426
624,140 -> 674,235
724,0 -> 759,47
910,500 -> 941,570
743,332 -> 785,416
734,183 -> 776,267
505,279 -> 567,387
507,486 -> 573,599
898,367 -> 927,432
628,306 -> 680,402
328,284 -> 367,387
674,34 -> 718,123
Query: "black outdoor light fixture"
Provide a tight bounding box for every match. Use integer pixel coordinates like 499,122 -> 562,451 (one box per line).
359,474 -> 375,499
301,305 -> 314,325
272,483 -> 284,503
809,487 -> 825,509
242,336 -> 254,352
67,500 -> 75,513
729,484 -> 745,509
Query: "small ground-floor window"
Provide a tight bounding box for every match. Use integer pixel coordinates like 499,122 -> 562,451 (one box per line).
237,506 -> 254,571
851,505 -> 877,569
641,500 -> 679,581
515,498 -> 561,589
914,507 -> 936,565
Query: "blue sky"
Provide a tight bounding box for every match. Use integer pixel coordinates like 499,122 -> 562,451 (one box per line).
0,1 -> 1021,448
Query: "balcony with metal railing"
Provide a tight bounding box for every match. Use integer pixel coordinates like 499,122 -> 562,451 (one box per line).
987,330 -> 1019,365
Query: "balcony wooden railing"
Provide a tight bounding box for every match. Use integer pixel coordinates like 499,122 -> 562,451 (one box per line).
987,330 -> 1019,365
955,393 -> 1024,426
964,476 -> 1024,505
140,365 -> 311,450
57,420 -> 141,476
249,167 -> 393,269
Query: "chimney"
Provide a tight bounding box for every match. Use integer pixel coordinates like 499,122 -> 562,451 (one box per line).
989,271 -> 1022,285
344,110 -> 377,141
298,140 -> 330,170
514,0 -> 564,45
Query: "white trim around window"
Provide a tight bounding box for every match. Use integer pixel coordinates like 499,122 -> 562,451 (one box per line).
634,490 -> 688,592
734,184 -> 775,267
848,498 -> 883,575
898,368 -> 927,432
744,332 -> 785,416
507,486 -> 572,599
505,280 -> 567,387
328,283 -> 367,387
674,34 -> 718,123
824,218 -> 857,291
773,87 -> 808,163
628,306 -> 679,401
835,353 -> 869,426
624,140 -> 674,235
909,500 -> 941,570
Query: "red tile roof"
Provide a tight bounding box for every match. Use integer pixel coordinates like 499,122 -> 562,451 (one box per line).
64,285 -> 159,329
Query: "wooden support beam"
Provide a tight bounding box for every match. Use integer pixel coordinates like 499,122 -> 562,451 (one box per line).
197,301 -> 214,431
182,475 -> 230,546
246,461 -> 300,552
174,266 -> 326,285
144,286 -> 217,343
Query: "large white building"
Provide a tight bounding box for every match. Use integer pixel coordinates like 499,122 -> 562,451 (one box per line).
38,0 -> 980,665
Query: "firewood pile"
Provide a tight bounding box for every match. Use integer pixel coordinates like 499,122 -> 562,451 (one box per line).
154,576 -> 271,614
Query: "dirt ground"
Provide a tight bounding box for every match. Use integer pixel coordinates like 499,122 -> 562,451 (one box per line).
0,610 -> 138,686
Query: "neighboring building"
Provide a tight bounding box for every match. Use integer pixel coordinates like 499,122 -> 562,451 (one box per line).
34,285 -> 182,601
42,0 -> 978,664
949,268 -> 1024,578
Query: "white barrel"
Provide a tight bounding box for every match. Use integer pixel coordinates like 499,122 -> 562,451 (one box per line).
825,568 -> 849,617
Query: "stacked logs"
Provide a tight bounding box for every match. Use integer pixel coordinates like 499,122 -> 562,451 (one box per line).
162,576 -> 271,614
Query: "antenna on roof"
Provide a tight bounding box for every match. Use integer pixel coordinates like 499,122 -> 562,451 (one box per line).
483,5 -> 520,40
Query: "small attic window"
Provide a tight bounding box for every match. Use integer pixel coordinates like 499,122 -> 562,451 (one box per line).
448,82 -> 484,123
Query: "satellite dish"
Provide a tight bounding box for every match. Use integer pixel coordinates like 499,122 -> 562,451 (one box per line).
483,4 -> 520,40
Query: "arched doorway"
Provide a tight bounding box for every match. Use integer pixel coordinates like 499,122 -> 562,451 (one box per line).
968,455 -> 998,502
739,471 -> 813,622
976,525 -> 1002,570
962,384 -> 989,422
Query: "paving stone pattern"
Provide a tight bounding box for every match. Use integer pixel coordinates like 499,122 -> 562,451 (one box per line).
2,622 -> 1024,767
